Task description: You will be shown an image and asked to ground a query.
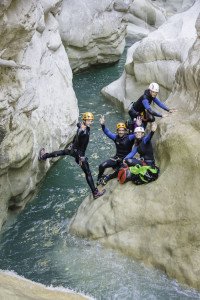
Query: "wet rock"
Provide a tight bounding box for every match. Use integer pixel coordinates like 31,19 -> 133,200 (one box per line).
0,271 -> 91,300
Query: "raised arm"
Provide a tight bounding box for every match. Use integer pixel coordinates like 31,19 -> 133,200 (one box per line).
143,122 -> 157,144
101,124 -> 117,140
143,131 -> 154,144
100,115 -> 116,141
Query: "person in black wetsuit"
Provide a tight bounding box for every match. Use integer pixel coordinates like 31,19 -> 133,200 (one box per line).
128,82 -> 176,128
97,115 -> 136,185
124,123 -> 157,167
38,112 -> 105,200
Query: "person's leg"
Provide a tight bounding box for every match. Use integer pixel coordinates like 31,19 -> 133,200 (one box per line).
80,157 -> 106,199
124,158 -> 143,166
80,157 -> 97,193
105,159 -> 124,180
142,110 -> 155,129
128,106 -> 139,120
97,159 -> 118,181
39,144 -> 73,160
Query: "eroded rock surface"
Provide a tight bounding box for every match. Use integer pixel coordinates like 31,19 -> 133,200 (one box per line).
0,0 -> 78,229
70,10 -> 200,290
57,0 -> 128,72
102,0 -> 200,109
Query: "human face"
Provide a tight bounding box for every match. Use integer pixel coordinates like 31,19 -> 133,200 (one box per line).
150,90 -> 158,98
85,119 -> 93,127
135,131 -> 145,139
117,128 -> 126,137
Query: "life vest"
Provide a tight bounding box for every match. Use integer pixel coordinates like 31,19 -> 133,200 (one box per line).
72,123 -> 90,156
132,89 -> 154,113
114,135 -> 135,159
137,137 -> 155,161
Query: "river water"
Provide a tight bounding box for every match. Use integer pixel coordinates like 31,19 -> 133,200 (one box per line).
0,43 -> 199,299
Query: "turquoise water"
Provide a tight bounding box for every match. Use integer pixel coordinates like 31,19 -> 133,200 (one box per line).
0,44 -> 200,299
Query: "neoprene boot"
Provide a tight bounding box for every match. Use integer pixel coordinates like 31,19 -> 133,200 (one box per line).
93,188 -> 106,200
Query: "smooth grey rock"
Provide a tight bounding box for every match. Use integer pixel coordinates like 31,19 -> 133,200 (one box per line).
0,0 -> 78,229
57,0 -> 127,72
102,0 -> 200,110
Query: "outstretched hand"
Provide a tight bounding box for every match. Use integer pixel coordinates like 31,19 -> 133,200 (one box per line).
99,115 -> 105,125
135,116 -> 142,127
151,122 -> 157,132
162,108 -> 178,118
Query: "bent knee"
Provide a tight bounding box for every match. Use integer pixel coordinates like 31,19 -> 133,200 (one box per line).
125,158 -> 133,166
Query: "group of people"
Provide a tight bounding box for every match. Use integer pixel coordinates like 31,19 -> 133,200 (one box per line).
39,82 -> 176,199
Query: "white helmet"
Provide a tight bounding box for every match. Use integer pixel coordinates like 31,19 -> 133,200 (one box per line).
134,126 -> 145,133
149,82 -> 159,93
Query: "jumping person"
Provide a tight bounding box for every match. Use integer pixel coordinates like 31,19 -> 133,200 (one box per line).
124,122 -> 157,167
38,112 -> 105,200
97,115 -> 136,185
128,82 -> 176,128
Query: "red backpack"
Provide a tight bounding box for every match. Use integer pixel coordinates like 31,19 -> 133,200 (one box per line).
118,166 -> 131,184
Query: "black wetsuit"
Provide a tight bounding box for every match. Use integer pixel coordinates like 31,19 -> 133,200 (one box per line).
128,89 -> 169,127
98,125 -> 135,181
124,131 -> 155,166
42,123 -> 96,193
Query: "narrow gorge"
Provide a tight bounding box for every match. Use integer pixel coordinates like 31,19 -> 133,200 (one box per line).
0,0 -> 200,299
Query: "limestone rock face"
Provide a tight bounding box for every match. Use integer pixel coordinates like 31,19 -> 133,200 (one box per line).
102,0 -> 200,110
152,0 -> 196,16
126,0 -> 167,40
57,0 -> 127,72
70,11 -> 200,290
0,0 -> 78,229
0,271 -> 91,300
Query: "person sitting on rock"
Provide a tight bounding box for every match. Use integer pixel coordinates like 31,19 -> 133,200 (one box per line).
128,82 -> 176,128
38,112 -> 105,200
97,115 -> 136,185
124,122 -> 157,167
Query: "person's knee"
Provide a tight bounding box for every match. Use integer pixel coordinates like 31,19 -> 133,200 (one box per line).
124,158 -> 133,166
147,114 -> 155,122
99,161 -> 108,170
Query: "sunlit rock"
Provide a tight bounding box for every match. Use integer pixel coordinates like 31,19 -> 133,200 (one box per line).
57,0 -> 127,72
102,0 -> 200,109
0,0 -> 78,229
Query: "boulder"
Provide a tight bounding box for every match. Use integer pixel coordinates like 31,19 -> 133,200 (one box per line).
102,0 -> 200,109
0,0 -> 78,229
57,0 -> 127,72
126,0 -> 167,40
70,10 -> 200,290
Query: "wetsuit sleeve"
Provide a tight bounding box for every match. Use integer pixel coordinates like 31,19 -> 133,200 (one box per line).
124,146 -> 138,159
153,97 -> 170,112
101,124 -> 117,140
143,131 -> 154,144
128,133 -> 135,141
77,123 -> 87,136
142,99 -> 162,117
